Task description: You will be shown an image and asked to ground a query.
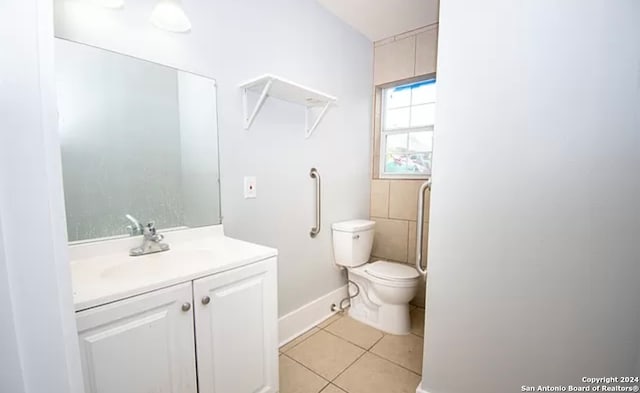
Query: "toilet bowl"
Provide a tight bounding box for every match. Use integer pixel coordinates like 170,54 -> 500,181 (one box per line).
332,220 -> 419,335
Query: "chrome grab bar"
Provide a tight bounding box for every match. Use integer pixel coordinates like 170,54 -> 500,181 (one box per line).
416,179 -> 432,276
310,168 -> 321,238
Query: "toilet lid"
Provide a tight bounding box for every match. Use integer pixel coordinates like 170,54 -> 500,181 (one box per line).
366,261 -> 420,281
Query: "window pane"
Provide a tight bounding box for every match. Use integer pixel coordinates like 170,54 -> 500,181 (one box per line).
384,107 -> 410,129
384,133 -> 408,173
407,131 -> 433,175
412,82 -> 436,105
406,152 -> 431,175
381,79 -> 436,176
384,154 -> 410,174
410,103 -> 435,127
386,86 -> 411,108
386,133 -> 407,153
408,131 -> 433,152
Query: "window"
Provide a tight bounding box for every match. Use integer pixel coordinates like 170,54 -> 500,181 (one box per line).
380,79 -> 435,178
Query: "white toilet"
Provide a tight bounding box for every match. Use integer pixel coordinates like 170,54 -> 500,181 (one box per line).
332,219 -> 420,335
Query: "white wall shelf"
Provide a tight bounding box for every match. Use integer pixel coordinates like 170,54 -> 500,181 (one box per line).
239,74 -> 337,139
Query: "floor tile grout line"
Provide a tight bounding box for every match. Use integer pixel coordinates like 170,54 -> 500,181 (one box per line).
300,327 -> 370,384
319,316 -> 424,361
317,312 -> 345,330
367,332 -> 388,351
293,316 -> 381,387
317,315 -> 341,331
281,353 -> 333,385
318,330 -> 389,384
321,312 -> 423,339
366,350 -> 423,377
330,332 -> 419,390
329,348 -> 369,385
318,312 -> 388,351
317,380 -> 332,393
323,311 -> 346,323
291,327 -> 424,379
283,313 -> 424,390
320,328 -> 383,352
370,332 -> 424,375
326,383 -> 347,393
280,327 -> 321,354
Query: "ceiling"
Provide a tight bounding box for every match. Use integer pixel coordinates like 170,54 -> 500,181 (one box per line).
317,0 -> 439,42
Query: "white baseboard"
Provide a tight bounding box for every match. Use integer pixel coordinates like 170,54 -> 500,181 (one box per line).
278,285 -> 348,347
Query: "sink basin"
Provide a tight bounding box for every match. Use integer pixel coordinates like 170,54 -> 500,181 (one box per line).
70,225 -> 279,311
100,249 -> 214,281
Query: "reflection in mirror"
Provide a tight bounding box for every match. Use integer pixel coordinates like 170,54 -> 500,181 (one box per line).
55,39 -> 221,242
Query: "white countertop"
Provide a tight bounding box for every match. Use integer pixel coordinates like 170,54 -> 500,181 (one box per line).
70,225 -> 278,311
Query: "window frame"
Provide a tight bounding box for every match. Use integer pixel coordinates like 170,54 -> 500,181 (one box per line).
379,79 -> 435,180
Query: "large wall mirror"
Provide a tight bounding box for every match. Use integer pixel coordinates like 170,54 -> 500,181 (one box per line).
55,39 -> 221,243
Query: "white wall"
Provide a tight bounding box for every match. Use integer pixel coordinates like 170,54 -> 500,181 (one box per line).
0,0 -> 84,392
420,1 -> 640,392
54,0 -> 373,316
0,223 -> 26,393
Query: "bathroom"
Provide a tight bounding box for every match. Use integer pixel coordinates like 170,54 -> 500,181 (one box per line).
2,1 -> 640,393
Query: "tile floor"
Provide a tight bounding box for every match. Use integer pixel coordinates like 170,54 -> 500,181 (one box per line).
279,307 -> 425,393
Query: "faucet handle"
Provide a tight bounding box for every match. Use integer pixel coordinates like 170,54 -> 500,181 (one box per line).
145,221 -> 157,235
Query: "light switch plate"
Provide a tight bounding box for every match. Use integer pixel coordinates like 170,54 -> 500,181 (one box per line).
244,176 -> 256,199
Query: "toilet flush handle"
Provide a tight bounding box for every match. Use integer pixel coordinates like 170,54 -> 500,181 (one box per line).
352,234 -> 360,240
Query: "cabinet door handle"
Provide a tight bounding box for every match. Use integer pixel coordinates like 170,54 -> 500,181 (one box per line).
181,302 -> 191,312
201,296 -> 211,305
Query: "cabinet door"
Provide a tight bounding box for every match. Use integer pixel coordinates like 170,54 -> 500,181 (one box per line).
194,258 -> 278,393
76,283 -> 197,393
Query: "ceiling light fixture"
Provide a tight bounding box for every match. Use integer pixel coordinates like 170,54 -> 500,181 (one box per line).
150,0 -> 192,33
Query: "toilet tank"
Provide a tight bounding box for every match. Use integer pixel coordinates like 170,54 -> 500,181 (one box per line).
331,220 -> 375,268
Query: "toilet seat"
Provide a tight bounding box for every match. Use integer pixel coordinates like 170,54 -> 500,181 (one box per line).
350,261 -> 419,288
366,261 -> 420,281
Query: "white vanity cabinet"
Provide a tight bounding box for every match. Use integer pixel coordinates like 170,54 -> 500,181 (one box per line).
75,256 -> 278,393
76,282 -> 198,393
194,258 -> 278,393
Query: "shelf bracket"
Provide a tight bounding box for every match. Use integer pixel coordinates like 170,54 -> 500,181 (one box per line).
242,78 -> 273,130
304,101 -> 332,139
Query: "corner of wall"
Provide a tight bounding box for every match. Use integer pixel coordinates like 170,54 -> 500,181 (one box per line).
369,25 -> 437,309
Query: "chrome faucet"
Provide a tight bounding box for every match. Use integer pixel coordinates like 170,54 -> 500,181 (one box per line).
125,214 -> 143,236
125,215 -> 170,256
